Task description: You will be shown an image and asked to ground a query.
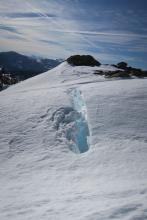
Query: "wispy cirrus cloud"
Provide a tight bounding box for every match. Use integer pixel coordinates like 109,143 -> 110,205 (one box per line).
1,12 -> 57,19
0,0 -> 147,68
0,24 -> 20,34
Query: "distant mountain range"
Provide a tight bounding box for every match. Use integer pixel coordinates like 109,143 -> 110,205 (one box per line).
0,51 -> 62,80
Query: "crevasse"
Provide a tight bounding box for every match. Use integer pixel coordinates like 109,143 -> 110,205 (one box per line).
69,88 -> 90,153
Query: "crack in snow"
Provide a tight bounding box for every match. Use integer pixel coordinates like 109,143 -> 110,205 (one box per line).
69,88 -> 90,153
50,89 -> 90,153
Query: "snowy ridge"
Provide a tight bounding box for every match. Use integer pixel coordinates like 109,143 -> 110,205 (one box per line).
2,62 -> 120,93
0,62 -> 147,220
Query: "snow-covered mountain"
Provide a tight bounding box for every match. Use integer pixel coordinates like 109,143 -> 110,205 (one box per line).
0,62 -> 147,220
0,51 -> 61,80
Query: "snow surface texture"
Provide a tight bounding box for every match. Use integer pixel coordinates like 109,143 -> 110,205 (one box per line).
0,62 -> 147,220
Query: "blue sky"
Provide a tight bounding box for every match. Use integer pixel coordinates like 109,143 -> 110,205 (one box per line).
0,0 -> 147,69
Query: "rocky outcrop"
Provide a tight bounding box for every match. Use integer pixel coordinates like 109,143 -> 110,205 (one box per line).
67,55 -> 101,66
0,67 -> 18,91
96,62 -> 147,78
114,62 -> 147,78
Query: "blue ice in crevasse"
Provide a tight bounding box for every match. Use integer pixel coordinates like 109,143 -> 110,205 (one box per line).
69,88 -> 90,153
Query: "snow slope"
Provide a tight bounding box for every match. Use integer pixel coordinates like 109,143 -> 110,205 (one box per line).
0,62 -> 147,220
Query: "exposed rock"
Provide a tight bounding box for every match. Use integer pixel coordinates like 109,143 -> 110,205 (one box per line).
93,70 -> 104,75
116,62 -> 128,69
67,55 -> 101,66
129,68 -> 147,77
95,62 -> 147,79
106,71 -> 130,78
0,69 -> 18,91
104,70 -> 130,78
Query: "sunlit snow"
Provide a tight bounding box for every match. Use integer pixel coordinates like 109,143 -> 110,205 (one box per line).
0,62 -> 147,220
